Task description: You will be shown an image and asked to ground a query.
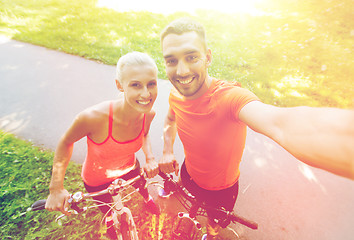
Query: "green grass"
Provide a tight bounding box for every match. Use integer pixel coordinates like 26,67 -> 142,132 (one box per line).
0,0 -> 352,108
0,130 -> 100,239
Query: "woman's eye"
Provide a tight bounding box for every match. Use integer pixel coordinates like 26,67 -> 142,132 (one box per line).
148,82 -> 157,87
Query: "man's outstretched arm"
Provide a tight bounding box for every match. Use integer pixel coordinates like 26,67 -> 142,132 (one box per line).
239,101 -> 354,180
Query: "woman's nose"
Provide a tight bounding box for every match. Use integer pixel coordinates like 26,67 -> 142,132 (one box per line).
140,86 -> 151,98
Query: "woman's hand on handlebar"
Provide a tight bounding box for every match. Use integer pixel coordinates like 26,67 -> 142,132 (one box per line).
45,188 -> 71,216
159,153 -> 179,175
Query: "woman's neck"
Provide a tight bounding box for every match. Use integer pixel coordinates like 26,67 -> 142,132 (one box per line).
114,99 -> 143,125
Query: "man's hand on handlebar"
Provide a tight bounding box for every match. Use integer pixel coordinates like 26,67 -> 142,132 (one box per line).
159,153 -> 179,175
144,159 -> 159,178
45,189 -> 71,216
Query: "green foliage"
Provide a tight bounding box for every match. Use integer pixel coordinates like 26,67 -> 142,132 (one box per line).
0,0 -> 352,108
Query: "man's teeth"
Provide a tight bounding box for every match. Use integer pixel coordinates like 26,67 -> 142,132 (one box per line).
138,100 -> 150,105
178,78 -> 193,84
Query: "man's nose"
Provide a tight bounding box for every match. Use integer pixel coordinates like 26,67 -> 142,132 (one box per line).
176,60 -> 189,76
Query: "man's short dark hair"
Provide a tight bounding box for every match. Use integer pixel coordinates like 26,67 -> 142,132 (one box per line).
160,18 -> 207,50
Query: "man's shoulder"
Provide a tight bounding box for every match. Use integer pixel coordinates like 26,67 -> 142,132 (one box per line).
211,79 -> 246,97
211,79 -> 260,104
213,78 -> 242,89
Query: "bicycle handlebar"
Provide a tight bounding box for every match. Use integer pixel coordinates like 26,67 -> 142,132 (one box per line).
30,173 -> 146,212
158,171 -> 258,230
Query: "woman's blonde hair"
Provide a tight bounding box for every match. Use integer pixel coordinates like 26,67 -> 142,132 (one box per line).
116,51 -> 157,83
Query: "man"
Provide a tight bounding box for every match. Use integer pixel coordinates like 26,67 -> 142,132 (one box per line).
158,18 -> 354,239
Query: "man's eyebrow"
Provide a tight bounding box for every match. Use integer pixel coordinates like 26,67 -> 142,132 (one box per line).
163,54 -> 174,59
163,50 -> 199,59
185,50 -> 198,55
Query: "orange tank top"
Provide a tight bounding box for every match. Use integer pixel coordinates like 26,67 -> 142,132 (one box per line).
81,102 -> 145,186
169,79 -> 259,190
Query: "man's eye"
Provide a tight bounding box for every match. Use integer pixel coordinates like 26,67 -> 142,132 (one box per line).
131,83 -> 140,87
166,59 -> 177,65
187,56 -> 198,62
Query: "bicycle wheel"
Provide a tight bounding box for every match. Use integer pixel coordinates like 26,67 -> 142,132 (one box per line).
173,230 -> 193,240
202,227 -> 240,240
120,219 -> 130,240
113,207 -> 138,240
172,216 -> 199,240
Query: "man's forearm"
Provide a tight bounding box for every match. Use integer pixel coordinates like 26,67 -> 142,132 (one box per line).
163,117 -> 177,154
142,134 -> 155,163
276,107 -> 354,179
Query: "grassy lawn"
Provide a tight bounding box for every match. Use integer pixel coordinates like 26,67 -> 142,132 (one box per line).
0,0 -> 352,108
0,130 -> 100,239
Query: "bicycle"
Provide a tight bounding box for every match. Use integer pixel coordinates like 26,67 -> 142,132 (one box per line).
157,171 -> 258,240
31,172 -> 151,240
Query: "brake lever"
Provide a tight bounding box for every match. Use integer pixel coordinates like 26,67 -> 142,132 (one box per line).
55,210 -> 78,222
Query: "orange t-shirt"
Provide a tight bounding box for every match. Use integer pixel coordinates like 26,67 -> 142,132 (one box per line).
169,78 -> 259,190
81,102 -> 145,186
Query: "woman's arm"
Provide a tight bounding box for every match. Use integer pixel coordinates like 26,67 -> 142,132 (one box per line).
46,112 -> 91,214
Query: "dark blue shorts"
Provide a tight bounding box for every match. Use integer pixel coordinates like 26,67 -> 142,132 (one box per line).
180,161 -> 239,223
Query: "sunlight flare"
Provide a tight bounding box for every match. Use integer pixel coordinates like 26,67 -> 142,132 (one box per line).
97,0 -> 265,15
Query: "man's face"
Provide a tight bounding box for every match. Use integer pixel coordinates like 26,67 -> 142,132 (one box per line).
162,31 -> 211,99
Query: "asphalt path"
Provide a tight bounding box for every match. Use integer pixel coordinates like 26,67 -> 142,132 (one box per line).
1,37 -> 353,240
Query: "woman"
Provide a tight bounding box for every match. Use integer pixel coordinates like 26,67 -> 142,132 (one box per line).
46,51 -> 160,239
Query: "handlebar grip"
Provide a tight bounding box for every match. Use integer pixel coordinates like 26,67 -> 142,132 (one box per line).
231,213 -> 258,230
31,199 -> 47,211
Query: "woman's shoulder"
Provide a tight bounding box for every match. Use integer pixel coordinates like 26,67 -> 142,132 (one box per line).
143,109 -> 156,131
78,101 -> 112,122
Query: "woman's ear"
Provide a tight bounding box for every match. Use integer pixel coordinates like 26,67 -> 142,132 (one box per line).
116,79 -> 124,92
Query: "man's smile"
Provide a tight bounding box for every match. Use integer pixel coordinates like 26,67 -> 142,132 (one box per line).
177,76 -> 195,85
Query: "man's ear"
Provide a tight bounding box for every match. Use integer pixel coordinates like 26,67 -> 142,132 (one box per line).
116,79 -> 124,92
205,48 -> 212,67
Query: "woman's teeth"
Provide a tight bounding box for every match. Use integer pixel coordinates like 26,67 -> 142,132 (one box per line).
137,100 -> 150,105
